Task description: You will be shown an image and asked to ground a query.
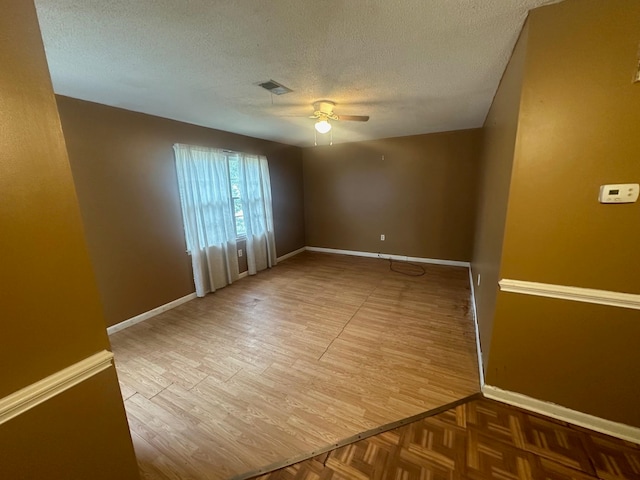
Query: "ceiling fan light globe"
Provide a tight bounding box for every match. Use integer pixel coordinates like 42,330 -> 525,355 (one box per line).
314,120 -> 332,134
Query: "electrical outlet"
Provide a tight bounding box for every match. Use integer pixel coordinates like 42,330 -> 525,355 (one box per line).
238,249 -> 243,257
380,234 -> 385,241
477,274 -> 481,287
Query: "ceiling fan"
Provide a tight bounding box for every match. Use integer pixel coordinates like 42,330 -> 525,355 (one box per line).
310,100 -> 369,134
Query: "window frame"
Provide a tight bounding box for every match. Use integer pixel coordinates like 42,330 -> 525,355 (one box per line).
227,156 -> 246,239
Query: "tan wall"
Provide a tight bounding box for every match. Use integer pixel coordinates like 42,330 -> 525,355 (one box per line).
471,23 -> 529,370
501,0 -> 640,291
0,368 -> 139,479
0,1 -> 138,478
1,0 -> 108,397
303,130 -> 482,261
486,0 -> 640,426
489,293 -> 640,426
57,97 -> 305,327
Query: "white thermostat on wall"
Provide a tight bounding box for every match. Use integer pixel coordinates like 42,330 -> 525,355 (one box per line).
598,183 -> 639,204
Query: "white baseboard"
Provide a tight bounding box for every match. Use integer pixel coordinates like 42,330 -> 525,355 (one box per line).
108,246 -> 465,336
0,350 -> 114,425
107,292 -> 197,335
107,260 -> 291,336
468,267 -> 485,388
305,246 -> 470,268
277,247 -> 306,263
482,385 -> 640,444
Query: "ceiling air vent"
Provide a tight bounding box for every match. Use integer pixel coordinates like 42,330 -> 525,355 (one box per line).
257,79 -> 293,95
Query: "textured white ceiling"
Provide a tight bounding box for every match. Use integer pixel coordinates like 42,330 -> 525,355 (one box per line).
34,0 -> 560,147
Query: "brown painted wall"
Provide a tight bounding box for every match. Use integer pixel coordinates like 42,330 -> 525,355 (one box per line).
471,23 -> 529,370
0,1 -> 138,478
486,0 -> 640,426
303,130 -> 482,261
57,97 -> 305,327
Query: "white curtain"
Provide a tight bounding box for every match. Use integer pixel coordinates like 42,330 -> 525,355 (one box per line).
173,144 -> 277,297
239,154 -> 277,274
173,144 -> 239,297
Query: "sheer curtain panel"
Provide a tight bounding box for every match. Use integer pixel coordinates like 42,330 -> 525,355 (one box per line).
173,144 -> 239,297
174,145 -> 277,297
239,154 -> 277,274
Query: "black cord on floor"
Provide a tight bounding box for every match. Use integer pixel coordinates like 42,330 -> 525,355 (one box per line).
387,257 -> 426,276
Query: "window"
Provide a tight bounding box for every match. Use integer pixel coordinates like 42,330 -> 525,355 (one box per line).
174,143 -> 276,296
228,157 -> 246,238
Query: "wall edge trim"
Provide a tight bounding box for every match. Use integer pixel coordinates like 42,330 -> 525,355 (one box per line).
499,279 -> 640,310
0,350 -> 114,426
107,292 -> 198,335
482,385 -> 640,444
277,247 -> 306,263
468,267 -> 485,388
305,246 -> 470,267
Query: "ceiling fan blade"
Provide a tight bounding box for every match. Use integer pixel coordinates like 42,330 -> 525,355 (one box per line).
337,115 -> 369,122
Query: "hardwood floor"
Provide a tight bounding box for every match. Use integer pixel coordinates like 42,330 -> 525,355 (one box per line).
254,396 -> 640,480
109,252 -> 480,479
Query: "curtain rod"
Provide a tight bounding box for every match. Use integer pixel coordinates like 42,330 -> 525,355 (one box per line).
175,144 -> 259,156
222,149 -> 263,157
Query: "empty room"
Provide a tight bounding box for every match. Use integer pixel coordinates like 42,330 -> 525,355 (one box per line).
2,1 -> 639,479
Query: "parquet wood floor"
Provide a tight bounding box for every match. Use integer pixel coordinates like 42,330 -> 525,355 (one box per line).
109,252 -> 480,479
255,397 -> 640,480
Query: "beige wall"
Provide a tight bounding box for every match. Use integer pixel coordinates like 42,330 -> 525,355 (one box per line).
481,0 -> 640,427
471,23 -> 529,371
0,1 -> 138,477
57,97 -> 305,327
303,130 -> 482,261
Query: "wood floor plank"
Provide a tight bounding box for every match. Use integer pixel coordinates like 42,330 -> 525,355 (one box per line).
110,252 -> 481,479
258,397 -> 640,480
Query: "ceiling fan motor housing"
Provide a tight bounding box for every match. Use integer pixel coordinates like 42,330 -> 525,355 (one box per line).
310,100 -> 369,122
